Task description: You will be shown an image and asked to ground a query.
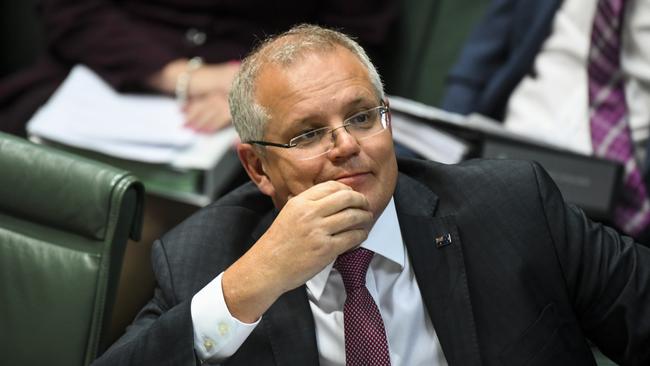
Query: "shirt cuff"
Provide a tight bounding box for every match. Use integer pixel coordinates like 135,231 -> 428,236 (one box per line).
191,272 -> 261,362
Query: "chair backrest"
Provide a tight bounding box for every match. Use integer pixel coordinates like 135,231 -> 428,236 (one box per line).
383,0 -> 490,105
0,132 -> 144,366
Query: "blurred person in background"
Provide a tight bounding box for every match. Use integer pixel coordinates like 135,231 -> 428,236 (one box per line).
441,0 -> 650,244
0,0 -> 396,137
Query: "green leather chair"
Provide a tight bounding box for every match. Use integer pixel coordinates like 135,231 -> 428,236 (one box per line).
0,132 -> 144,366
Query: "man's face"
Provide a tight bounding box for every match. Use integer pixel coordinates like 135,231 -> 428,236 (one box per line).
246,46 -> 398,219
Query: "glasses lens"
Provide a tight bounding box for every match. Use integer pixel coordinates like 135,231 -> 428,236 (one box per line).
294,106 -> 388,160
348,107 -> 388,142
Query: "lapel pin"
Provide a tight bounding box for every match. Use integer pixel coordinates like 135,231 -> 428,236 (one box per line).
435,233 -> 452,248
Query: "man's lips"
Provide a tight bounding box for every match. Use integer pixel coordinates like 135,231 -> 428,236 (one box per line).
335,172 -> 370,186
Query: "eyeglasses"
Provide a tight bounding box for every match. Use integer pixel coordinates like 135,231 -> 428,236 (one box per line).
246,104 -> 390,160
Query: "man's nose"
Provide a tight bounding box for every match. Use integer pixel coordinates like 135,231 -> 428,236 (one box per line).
329,127 -> 360,158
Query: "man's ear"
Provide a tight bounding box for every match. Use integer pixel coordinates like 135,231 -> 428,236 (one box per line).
237,143 -> 275,197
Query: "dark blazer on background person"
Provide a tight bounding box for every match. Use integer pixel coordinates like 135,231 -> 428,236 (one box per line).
0,0 -> 396,136
93,158 -> 650,366
440,0 -> 562,120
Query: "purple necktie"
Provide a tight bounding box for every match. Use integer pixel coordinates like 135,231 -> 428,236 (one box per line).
335,248 -> 391,366
588,0 -> 650,236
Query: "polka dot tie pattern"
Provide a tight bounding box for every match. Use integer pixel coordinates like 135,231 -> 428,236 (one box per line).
334,248 -> 391,366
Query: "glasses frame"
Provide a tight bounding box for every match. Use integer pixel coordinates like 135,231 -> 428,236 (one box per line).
246,102 -> 390,157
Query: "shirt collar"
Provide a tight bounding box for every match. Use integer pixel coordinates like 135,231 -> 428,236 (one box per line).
306,197 -> 404,300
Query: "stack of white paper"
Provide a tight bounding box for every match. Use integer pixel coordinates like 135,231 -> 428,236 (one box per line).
391,111 -> 469,164
388,95 -> 466,126
388,95 -> 469,164
27,65 -> 237,170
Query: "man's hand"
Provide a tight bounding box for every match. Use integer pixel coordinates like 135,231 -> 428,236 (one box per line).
147,59 -> 239,133
187,62 -> 239,97
222,181 -> 373,323
183,91 -> 232,132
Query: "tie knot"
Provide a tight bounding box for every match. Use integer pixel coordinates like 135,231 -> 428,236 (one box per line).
334,247 -> 374,293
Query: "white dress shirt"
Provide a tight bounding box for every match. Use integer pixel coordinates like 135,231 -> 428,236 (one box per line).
504,0 -> 650,163
191,198 -> 448,365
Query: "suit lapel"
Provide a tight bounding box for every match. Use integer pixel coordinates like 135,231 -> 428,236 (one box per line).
251,210 -> 320,365
395,174 -> 481,366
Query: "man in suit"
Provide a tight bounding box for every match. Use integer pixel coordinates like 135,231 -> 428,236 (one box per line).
94,24 -> 650,365
440,0 -> 650,242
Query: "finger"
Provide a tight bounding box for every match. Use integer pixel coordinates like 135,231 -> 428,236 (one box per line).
321,207 -> 374,235
298,180 -> 352,201
187,109 -> 215,130
183,100 -> 203,125
184,100 -> 226,132
192,110 -> 222,132
329,228 -> 370,254
205,110 -> 233,131
316,189 -> 370,217
290,183 -> 368,218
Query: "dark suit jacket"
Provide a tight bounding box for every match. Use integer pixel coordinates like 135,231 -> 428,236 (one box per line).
440,0 -> 562,120
93,158 -> 650,365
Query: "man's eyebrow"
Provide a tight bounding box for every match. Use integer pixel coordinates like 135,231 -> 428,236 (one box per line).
345,97 -> 376,109
282,116 -> 324,137
291,118 -> 320,130
293,110 -> 329,126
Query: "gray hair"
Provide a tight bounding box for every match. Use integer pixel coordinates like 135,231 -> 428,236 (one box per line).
229,24 -> 385,144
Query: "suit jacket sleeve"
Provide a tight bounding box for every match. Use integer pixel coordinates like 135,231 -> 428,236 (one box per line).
533,162 -> 650,364
92,239 -> 198,366
440,0 -> 515,115
39,0 -> 178,90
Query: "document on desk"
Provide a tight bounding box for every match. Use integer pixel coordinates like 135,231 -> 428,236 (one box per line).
391,111 -> 469,164
27,65 -> 237,170
388,95 -> 469,164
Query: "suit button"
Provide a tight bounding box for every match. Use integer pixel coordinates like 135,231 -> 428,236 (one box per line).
186,28 -> 207,46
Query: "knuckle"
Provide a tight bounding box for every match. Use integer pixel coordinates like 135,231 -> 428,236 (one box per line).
351,229 -> 369,244
361,230 -> 369,242
345,208 -> 361,223
364,211 -> 375,221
